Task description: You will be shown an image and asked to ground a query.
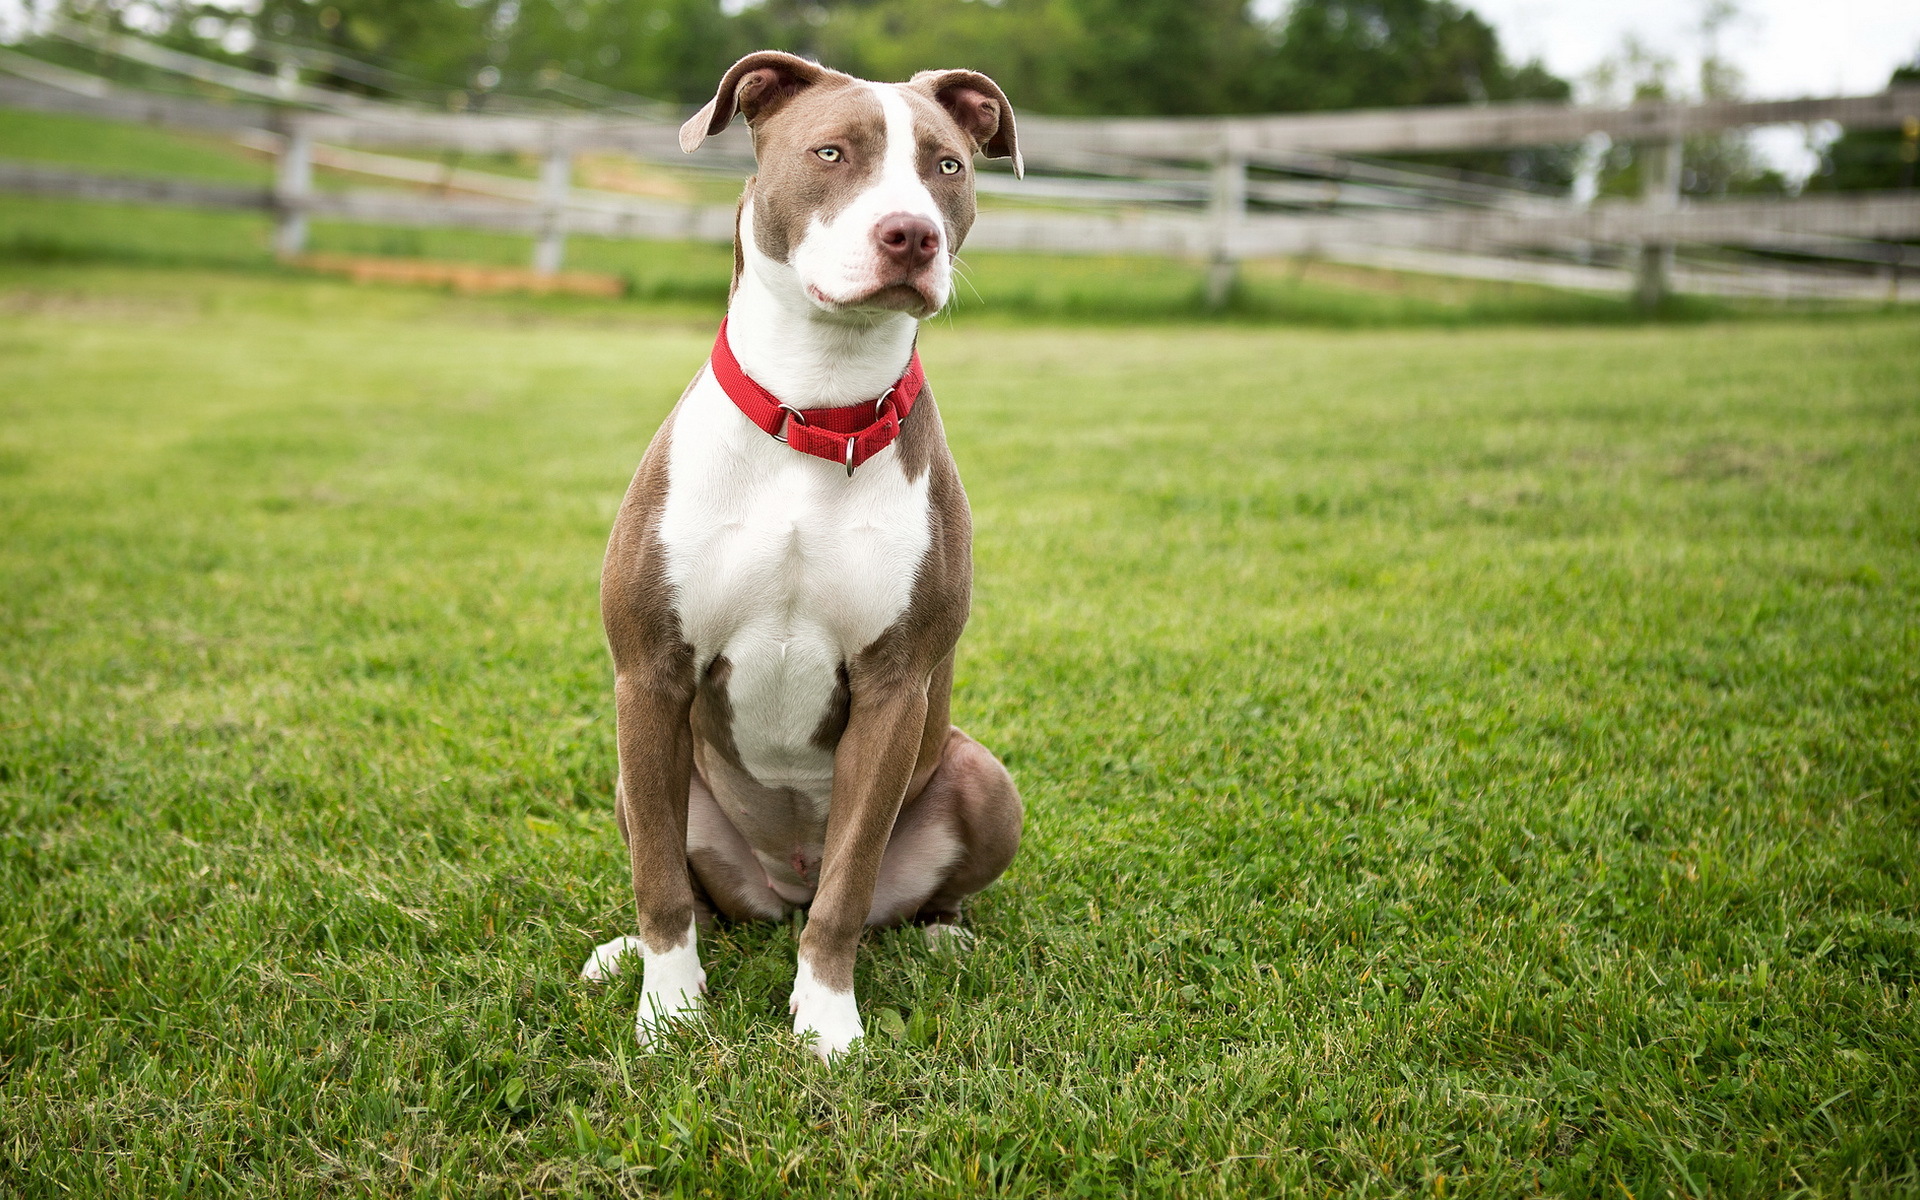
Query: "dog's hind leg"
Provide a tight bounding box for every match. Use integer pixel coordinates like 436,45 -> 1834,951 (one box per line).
866,726 -> 1022,938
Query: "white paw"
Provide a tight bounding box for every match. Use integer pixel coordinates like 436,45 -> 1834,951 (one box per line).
634,933 -> 707,1048
634,983 -> 705,1046
789,959 -> 862,1063
580,935 -> 646,982
922,923 -> 974,954
581,925 -> 707,1048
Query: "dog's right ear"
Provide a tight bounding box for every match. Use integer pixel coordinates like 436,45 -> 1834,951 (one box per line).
681,51 -> 835,154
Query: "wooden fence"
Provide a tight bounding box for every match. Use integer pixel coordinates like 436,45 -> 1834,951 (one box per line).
4,43 -> 1918,306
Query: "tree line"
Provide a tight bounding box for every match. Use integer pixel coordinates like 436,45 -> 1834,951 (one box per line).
34,1 -> 1918,192
53,0 -> 1570,116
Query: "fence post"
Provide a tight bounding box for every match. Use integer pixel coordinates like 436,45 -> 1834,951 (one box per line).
1205,142 -> 1246,310
533,138 -> 571,276
273,119 -> 312,260
1633,137 -> 1681,311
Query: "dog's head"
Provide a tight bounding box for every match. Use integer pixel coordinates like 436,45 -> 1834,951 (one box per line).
681,52 -> 1021,319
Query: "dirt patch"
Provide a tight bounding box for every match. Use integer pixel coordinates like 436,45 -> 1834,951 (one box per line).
294,253 -> 625,298
575,155 -> 697,201
0,289 -> 193,321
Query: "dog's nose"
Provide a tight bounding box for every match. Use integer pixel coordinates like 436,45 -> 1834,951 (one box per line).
874,213 -> 940,270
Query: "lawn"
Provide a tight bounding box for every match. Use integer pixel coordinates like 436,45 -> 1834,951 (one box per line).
1,260 -> 1917,1197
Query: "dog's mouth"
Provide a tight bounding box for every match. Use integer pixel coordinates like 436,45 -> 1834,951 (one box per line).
807,279 -> 941,317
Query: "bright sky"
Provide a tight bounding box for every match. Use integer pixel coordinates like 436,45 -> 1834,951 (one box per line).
1472,0 -> 1920,98
1466,1 -> 1920,178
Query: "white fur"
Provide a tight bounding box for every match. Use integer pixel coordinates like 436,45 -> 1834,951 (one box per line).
659,256 -> 933,894
789,83 -> 952,313
725,231 -> 921,407
580,934 -> 645,982
580,919 -> 708,1048
790,957 -> 863,1062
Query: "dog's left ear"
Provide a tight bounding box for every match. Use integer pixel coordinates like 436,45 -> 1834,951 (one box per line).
910,69 -> 1023,179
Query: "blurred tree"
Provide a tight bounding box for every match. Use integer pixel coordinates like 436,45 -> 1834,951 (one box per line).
1587,4 -> 1786,201
1255,0 -> 1574,187
761,0 -> 1565,119
1049,0 -> 1271,115
1682,1 -> 1786,196
752,0 -> 1093,115
31,0 -> 1577,183
500,0 -> 751,106
43,0 -> 1567,116
248,0 -> 509,102
1807,60 -> 1920,191
1256,0 -> 1567,111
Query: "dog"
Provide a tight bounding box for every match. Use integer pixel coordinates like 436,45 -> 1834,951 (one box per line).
579,51 -> 1025,1062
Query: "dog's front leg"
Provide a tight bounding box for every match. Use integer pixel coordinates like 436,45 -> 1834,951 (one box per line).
791,674 -> 931,1062
582,660 -> 705,1047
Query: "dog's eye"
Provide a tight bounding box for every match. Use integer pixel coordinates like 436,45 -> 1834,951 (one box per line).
938,158 -> 963,175
815,147 -> 843,163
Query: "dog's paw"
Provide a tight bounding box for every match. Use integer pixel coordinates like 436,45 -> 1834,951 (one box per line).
789,961 -> 862,1063
633,938 -> 708,1049
583,933 -> 707,1048
580,936 -> 646,982
634,981 -> 706,1047
922,923 -> 974,954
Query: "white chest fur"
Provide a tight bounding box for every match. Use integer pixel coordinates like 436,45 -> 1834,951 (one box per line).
657,368 -> 932,802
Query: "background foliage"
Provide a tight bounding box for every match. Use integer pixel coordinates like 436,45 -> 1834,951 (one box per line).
1809,62 -> 1920,192
34,0 -> 1917,194
50,0 -> 1569,116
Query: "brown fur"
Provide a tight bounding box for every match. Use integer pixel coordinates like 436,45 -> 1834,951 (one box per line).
908,69 -> 1021,167
601,395 -> 699,954
690,655 -> 745,774
750,84 -> 887,264
809,664 -> 852,751
873,727 -> 1023,925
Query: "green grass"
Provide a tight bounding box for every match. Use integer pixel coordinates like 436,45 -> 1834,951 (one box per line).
3,260 -> 1919,1198
0,185 -> 1737,326
0,109 -> 275,185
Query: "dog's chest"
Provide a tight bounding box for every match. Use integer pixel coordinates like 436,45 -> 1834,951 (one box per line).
657,372 -> 932,797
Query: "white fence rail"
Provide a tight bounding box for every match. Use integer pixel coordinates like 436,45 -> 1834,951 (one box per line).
3,48 -> 1918,306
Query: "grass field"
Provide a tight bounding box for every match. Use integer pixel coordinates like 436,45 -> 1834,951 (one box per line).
1,257 -> 1917,1198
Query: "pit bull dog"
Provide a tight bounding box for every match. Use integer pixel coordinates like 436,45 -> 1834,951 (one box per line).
579,51 -> 1025,1062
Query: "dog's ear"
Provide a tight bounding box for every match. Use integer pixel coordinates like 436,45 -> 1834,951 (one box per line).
910,69 -> 1022,179
681,51 -> 836,154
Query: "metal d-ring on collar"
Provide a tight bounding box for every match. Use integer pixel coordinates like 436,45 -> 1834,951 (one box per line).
771,404 -> 809,444
843,385 -> 899,474
706,318 -> 923,478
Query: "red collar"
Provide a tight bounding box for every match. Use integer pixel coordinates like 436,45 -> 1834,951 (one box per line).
708,318 -> 925,476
